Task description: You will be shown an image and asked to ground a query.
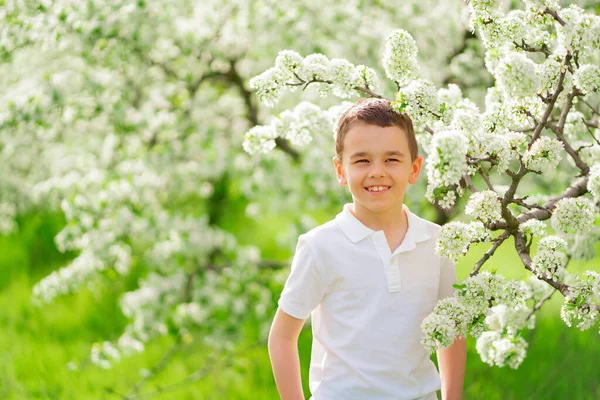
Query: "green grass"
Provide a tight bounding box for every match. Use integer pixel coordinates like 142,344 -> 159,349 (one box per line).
0,213 -> 599,399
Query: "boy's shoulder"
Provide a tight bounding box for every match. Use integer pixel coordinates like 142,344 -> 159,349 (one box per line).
301,218 -> 341,244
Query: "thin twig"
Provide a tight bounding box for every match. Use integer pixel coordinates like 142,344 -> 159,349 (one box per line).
526,289 -> 557,321
461,174 -> 478,193
470,231 -> 511,276
478,167 -> 495,191
580,99 -> 600,117
125,338 -> 183,397
512,197 -> 549,211
513,40 -> 551,57
121,342 -> 263,399
547,87 -> 590,175
285,78 -> 388,100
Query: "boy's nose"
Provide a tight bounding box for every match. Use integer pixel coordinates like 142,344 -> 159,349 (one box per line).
368,164 -> 386,178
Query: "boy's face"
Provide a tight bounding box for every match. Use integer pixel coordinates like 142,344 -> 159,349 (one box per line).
333,122 -> 422,215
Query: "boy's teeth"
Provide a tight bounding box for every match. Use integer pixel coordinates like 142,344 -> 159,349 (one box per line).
368,186 -> 389,192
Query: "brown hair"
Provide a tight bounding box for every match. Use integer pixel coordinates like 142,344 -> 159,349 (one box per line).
334,98 -> 418,163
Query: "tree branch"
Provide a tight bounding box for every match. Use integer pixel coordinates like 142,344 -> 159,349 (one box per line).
285,78 -> 389,100
528,53 -> 570,147
545,7 -> 567,26
521,176 -> 589,221
227,60 -> 301,161
514,231 -> 570,296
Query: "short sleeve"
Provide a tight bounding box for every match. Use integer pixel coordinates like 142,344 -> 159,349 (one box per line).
438,257 -> 458,301
278,235 -> 328,320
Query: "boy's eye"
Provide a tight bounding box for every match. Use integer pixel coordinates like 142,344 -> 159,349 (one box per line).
387,158 -> 400,162
355,159 -> 369,163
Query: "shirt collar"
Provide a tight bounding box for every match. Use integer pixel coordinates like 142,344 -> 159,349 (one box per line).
335,203 -> 431,245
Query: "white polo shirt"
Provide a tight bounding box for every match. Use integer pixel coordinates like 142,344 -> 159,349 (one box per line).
278,203 -> 457,400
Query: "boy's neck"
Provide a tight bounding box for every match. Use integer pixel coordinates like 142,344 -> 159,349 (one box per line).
349,201 -> 408,233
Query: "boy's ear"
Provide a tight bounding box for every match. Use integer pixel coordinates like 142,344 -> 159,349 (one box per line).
332,156 -> 348,186
408,155 -> 423,184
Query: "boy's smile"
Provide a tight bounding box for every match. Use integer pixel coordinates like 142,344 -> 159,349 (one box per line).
333,122 -> 422,226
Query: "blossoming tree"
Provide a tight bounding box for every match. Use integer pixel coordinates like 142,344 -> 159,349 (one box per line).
246,0 -> 600,368
0,0 -> 482,393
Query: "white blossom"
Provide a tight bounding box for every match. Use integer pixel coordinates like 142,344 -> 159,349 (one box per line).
523,137 -> 564,172
436,222 -> 491,262
587,164 -> 600,198
301,53 -> 331,82
465,190 -> 502,224
573,64 -> 600,95
551,197 -> 596,234
275,50 -> 304,80
485,304 -> 535,335
531,236 -> 568,281
382,29 -> 420,86
393,78 -> 439,130
248,67 -> 287,107
524,276 -> 552,302
519,219 -> 547,237
476,331 -> 528,369
91,341 -> 121,369
425,130 -> 468,206
561,271 -> 600,331
421,296 -> 470,353
495,53 -> 539,98
243,125 -> 278,155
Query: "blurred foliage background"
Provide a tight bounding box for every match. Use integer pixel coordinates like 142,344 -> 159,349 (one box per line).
1,205 -> 599,399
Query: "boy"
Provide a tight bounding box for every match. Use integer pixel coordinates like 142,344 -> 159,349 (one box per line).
268,99 -> 466,400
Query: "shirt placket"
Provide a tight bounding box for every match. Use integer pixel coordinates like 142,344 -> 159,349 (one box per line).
371,232 -> 402,293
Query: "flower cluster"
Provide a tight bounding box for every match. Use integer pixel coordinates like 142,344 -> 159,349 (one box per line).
242,125 -> 278,155
90,341 -> 121,369
519,219 -> 547,237
422,272 -> 529,357
32,251 -> 106,304
436,221 -> 492,262
588,164 -> 600,198
393,78 -> 439,130
425,130 -> 469,207
523,137 -> 564,172
524,276 -> 552,302
465,190 -> 502,224
382,29 -> 420,87
475,331 -> 528,369
0,202 -> 17,235
421,297 -> 470,352
243,101 -> 340,156
249,50 -> 378,107
477,303 -> 535,369
561,271 -> 600,332
573,64 -> 600,95
495,52 -> 539,98
531,236 -> 568,281
459,272 -> 527,317
551,197 -> 596,234
485,304 -> 535,336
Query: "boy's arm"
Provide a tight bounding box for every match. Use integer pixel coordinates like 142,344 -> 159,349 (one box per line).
436,337 -> 467,400
268,308 -> 307,400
